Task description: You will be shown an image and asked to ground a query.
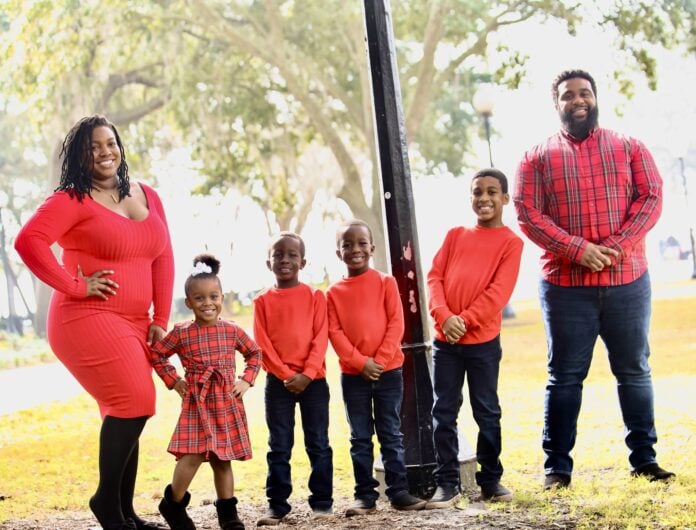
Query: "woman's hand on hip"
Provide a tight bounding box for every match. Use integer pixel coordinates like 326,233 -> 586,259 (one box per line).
78,265 -> 118,300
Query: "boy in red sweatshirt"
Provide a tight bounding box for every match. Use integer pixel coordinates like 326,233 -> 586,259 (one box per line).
253,232 -> 333,526
425,168 -> 523,508
327,219 -> 426,516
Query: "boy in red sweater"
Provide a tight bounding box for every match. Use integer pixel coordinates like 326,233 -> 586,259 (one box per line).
425,168 -> 523,508
253,232 -> 333,526
327,219 -> 426,516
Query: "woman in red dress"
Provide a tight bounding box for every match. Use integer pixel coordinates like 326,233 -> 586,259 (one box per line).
150,254 -> 261,530
15,115 -> 174,530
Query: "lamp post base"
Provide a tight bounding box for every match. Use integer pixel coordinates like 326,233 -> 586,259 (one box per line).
374,433 -> 477,499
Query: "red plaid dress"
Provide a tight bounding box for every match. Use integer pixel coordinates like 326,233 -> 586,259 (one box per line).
150,319 -> 261,461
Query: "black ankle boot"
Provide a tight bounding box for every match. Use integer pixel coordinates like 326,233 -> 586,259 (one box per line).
129,516 -> 168,529
158,485 -> 196,530
215,497 -> 244,530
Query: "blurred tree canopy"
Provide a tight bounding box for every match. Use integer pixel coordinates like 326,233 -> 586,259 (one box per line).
1,0 -> 694,332
2,0 -> 694,236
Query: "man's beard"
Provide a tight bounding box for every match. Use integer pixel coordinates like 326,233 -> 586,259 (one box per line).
560,105 -> 599,140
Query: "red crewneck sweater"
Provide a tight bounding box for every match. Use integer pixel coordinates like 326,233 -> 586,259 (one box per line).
427,225 -> 523,345
327,268 -> 405,375
253,282 -> 328,381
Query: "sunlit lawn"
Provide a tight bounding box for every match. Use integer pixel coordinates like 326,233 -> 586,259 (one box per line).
0,287 -> 695,528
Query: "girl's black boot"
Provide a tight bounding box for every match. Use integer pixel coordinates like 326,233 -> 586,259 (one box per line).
215,497 -> 244,530
158,484 -> 196,530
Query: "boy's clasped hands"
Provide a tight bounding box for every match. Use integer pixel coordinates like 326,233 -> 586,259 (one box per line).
361,357 -> 384,381
283,373 -> 312,394
443,315 -> 467,344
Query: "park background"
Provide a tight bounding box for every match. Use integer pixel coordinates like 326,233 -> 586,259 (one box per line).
0,1 -> 695,528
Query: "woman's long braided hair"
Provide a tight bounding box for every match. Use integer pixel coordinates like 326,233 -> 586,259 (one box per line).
56,115 -> 130,201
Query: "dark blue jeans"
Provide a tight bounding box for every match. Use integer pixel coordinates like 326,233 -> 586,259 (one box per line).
539,272 -> 658,476
431,337 -> 503,489
264,375 -> 333,516
341,368 -> 409,502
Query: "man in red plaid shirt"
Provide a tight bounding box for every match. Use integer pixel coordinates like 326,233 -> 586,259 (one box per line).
514,69 -> 674,490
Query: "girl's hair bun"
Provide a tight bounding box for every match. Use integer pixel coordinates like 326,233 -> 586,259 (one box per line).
192,253 -> 221,275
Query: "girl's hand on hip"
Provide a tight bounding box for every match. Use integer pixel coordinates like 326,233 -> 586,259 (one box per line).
78,265 -> 118,300
148,324 -> 166,345
231,379 -> 250,398
173,379 -> 187,399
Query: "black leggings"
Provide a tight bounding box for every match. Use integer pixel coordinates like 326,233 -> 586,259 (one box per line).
90,415 -> 147,526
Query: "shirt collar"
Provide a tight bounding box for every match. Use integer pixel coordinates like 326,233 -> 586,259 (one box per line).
559,126 -> 599,143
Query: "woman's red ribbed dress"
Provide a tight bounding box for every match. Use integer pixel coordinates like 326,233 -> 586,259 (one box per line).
15,183 -> 174,418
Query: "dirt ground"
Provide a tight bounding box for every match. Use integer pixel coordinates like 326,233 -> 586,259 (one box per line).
0,492 -> 578,530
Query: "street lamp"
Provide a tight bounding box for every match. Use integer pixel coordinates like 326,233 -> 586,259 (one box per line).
472,84 -> 495,167
473,84 -> 515,318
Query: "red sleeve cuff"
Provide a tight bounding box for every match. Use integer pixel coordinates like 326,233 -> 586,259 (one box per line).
301,368 -> 318,380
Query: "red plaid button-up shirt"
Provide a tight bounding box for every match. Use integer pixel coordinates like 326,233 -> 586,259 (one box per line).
514,127 -> 662,287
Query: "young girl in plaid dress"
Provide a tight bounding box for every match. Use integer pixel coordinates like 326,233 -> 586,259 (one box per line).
150,254 -> 262,530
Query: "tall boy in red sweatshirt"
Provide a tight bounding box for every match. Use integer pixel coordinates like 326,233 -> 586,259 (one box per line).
425,168 -> 523,508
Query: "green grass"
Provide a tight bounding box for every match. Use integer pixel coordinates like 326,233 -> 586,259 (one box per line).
0,332 -> 56,370
0,294 -> 695,528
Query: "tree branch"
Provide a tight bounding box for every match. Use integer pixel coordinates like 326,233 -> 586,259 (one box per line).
108,96 -> 167,126
183,2 -> 368,213
405,3 -> 540,140
100,63 -> 164,110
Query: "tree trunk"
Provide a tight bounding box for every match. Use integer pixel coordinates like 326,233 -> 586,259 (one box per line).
0,208 -> 22,335
404,0 -> 448,141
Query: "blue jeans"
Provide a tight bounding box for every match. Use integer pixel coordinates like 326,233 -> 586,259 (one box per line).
264,375 -> 333,515
431,337 -> 503,488
341,368 -> 408,501
539,272 -> 658,475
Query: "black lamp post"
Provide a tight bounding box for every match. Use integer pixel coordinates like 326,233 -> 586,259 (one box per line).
363,0 -> 438,497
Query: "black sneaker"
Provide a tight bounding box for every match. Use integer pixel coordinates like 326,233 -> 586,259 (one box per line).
543,473 -> 571,490
480,482 -> 513,502
425,485 -> 461,509
256,509 -> 285,526
345,499 -> 377,517
631,463 -> 676,482
310,506 -> 334,520
390,490 -> 427,511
